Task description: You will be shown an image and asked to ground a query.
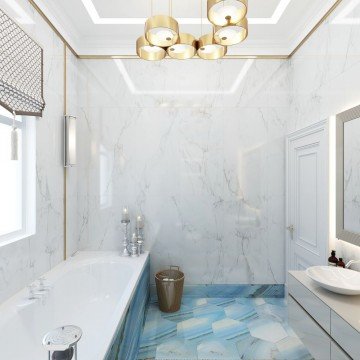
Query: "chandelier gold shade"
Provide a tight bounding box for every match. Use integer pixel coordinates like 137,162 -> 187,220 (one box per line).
136,36 -> 166,61
167,33 -> 198,60
208,0 -> 247,26
214,17 -> 248,46
136,0 -> 248,61
197,33 -> 227,60
145,15 -> 179,48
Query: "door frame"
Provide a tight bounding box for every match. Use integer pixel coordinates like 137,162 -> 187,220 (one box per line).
286,119 -> 329,276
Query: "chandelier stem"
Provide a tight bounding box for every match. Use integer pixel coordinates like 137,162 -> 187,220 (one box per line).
200,0 -> 203,37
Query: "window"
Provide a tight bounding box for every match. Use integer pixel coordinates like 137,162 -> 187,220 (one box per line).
0,106 -> 35,245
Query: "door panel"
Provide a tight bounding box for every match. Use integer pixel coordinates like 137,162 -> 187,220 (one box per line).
298,151 -> 318,249
286,121 -> 329,272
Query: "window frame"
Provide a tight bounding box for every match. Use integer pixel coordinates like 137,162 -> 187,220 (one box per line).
0,110 -> 36,246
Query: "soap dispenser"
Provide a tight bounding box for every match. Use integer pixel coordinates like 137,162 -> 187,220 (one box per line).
328,250 -> 338,266
337,258 -> 345,268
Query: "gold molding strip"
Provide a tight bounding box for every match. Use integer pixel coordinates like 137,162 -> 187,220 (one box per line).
78,54 -> 289,60
29,0 -> 343,61
63,43 -> 67,261
289,0 -> 343,57
28,0 -> 78,58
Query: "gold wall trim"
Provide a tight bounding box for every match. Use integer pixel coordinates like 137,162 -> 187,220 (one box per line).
63,43 -> 67,261
78,54 -> 289,60
29,0 -> 78,58
289,0 -> 343,57
29,0 -> 343,61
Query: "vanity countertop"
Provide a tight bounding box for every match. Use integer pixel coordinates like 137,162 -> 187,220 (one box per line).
289,271 -> 360,333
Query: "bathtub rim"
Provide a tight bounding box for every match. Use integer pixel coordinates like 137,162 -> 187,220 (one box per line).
0,251 -> 150,360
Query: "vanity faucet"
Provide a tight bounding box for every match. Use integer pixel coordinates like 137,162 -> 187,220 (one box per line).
345,260 -> 360,269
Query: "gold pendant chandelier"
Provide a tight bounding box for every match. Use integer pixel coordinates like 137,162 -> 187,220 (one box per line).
136,0 -> 248,61
207,0 -> 247,26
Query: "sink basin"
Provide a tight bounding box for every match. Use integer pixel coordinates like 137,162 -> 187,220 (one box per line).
306,266 -> 360,295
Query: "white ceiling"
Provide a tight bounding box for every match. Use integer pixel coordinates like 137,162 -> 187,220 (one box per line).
3,0 -> 340,56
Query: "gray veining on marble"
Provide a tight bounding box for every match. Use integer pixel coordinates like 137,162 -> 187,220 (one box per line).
0,0 -> 79,303
288,0 -> 360,264
76,57 -> 290,285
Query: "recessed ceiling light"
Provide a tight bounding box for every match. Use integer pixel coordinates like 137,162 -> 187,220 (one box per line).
81,0 -> 291,25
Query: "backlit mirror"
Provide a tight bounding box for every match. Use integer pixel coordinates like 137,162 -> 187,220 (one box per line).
337,104 -> 360,246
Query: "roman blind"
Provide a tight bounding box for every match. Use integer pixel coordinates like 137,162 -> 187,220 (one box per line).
0,8 -> 45,116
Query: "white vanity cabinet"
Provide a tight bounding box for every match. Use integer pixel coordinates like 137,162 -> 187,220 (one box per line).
288,296 -> 331,359
288,271 -> 360,360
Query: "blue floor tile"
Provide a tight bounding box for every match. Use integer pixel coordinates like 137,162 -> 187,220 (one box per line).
137,296 -> 313,360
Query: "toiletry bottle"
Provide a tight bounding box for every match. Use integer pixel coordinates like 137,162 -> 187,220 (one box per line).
337,258 -> 345,268
328,250 -> 338,266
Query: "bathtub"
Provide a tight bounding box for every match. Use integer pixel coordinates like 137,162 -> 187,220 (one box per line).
0,251 -> 149,360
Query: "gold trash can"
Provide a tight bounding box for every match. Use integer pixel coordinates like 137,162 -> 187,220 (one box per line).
155,266 -> 184,313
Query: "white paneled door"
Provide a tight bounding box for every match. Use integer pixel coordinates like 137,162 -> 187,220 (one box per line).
286,121 -> 329,272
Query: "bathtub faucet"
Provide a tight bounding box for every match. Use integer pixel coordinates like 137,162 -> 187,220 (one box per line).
37,277 -> 51,292
27,284 -> 46,300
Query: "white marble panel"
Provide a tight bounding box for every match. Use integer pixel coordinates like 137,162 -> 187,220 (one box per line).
76,56 -> 289,285
288,0 -> 360,262
0,0 -> 78,302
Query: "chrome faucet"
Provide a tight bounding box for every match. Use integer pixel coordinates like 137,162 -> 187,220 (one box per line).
345,260 -> 360,269
37,277 -> 51,292
27,284 -> 45,300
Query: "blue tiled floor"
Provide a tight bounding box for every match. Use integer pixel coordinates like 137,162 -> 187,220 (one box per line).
137,297 -> 313,360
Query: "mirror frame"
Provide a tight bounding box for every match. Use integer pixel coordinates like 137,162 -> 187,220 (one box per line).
336,104 -> 360,246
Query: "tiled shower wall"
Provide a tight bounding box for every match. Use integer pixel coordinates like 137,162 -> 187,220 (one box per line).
0,0 -> 78,303
76,58 -> 290,285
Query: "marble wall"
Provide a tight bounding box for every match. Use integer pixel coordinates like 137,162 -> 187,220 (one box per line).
76,58 -> 290,285
2,0 -> 359,302
288,0 -> 360,265
0,0 -> 78,302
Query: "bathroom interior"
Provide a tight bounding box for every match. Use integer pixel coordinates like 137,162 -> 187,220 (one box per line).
1,0 -> 360,359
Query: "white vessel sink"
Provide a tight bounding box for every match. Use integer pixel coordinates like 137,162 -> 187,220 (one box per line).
306,266 -> 360,295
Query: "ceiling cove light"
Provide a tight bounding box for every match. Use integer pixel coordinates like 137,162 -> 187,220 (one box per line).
207,0 -> 247,26
167,33 -> 198,60
136,36 -> 166,61
214,17 -> 248,46
82,0 -> 291,25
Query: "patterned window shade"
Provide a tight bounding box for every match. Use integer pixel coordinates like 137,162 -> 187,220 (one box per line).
0,9 -> 45,117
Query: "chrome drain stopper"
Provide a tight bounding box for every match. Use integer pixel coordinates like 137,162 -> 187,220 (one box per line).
43,325 -> 82,360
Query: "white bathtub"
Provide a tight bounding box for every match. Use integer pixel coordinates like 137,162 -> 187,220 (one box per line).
0,251 -> 149,360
